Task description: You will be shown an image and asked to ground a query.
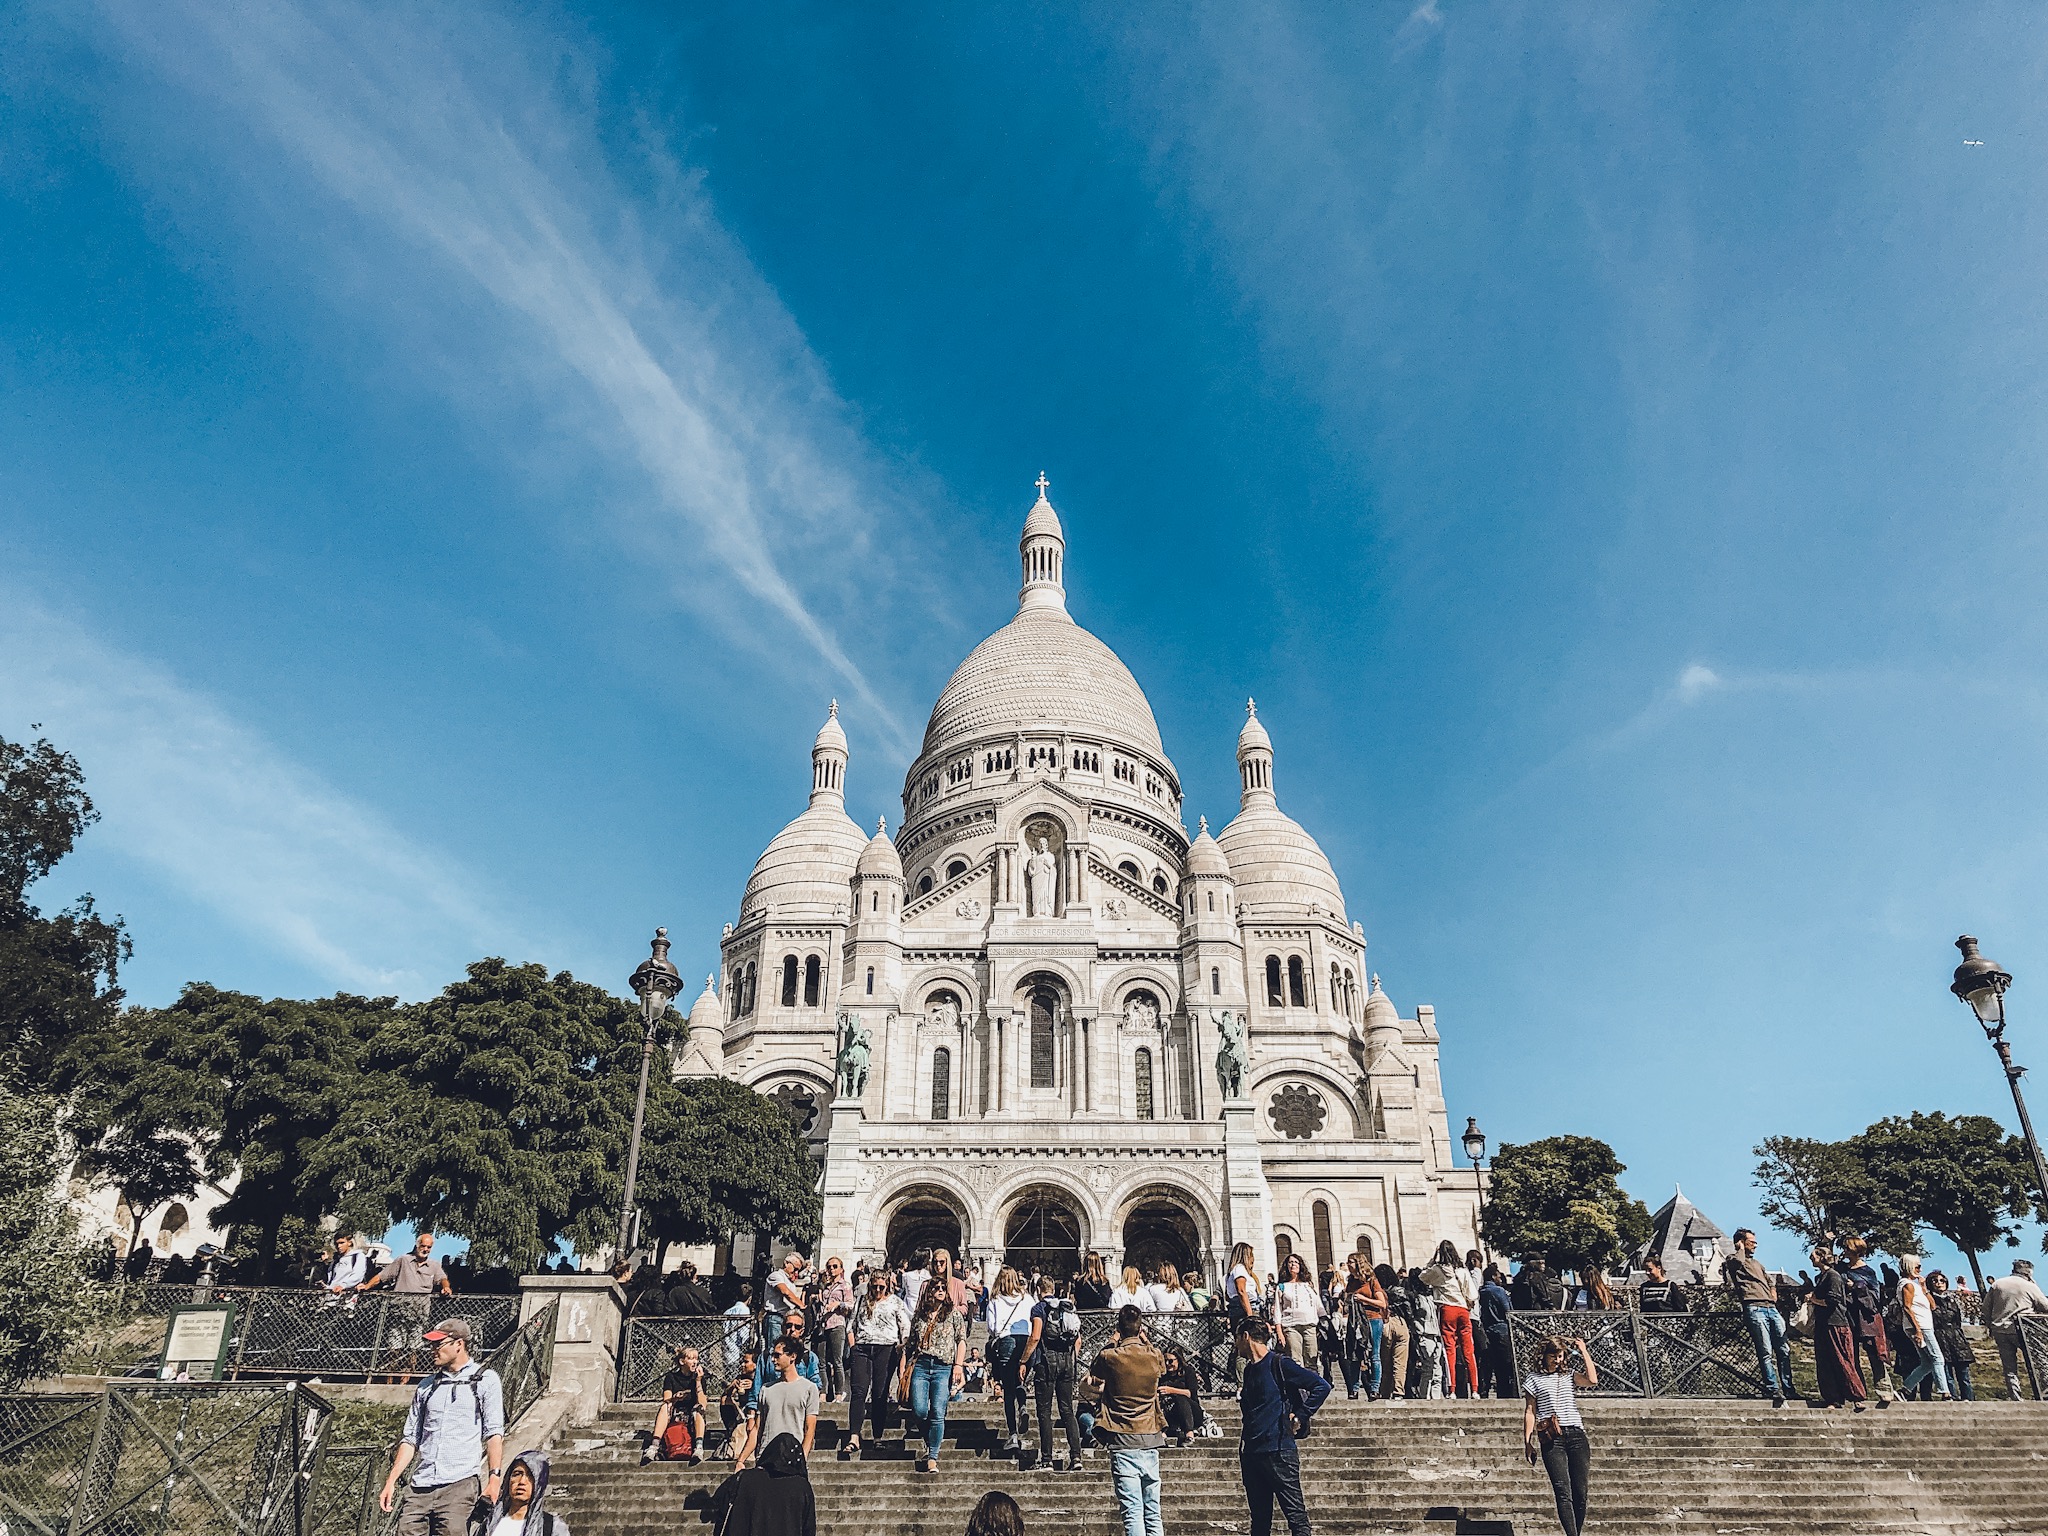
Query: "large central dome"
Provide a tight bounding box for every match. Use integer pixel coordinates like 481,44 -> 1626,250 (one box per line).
922,607 -> 1166,759
919,485 -> 1168,765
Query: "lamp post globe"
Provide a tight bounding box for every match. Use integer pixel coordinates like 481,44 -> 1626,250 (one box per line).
1950,935 -> 2048,1234
1462,1116 -> 1489,1256
619,927 -> 684,1264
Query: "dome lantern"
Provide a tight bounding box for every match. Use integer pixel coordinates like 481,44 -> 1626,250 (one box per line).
811,700 -> 848,806
1237,698 -> 1276,808
1019,473 -> 1068,615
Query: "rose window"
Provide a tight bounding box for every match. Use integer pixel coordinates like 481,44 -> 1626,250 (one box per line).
1268,1084 -> 1327,1140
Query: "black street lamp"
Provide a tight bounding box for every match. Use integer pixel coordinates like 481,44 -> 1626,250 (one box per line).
620,927 -> 683,1265
1462,1116 -> 1489,1256
1950,935 -> 2048,1216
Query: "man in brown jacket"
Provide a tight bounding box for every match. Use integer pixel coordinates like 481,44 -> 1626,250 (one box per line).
1721,1228 -> 1793,1407
1088,1306 -> 1166,1536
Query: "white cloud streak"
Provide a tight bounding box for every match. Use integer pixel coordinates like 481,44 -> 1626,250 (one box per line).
0,592 -> 507,996
77,0 -> 914,752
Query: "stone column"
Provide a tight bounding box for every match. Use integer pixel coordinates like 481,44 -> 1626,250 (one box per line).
1221,1101 -> 1278,1278
517,1274 -> 626,1427
820,1098 -> 864,1260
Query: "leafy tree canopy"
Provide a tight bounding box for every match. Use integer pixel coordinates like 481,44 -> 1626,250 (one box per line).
0,733 -> 128,1085
636,1076 -> 822,1254
71,987 -> 404,1279
361,958 -> 670,1269
1479,1134 -> 1652,1273
0,1082 -> 104,1388
1751,1134 -> 1914,1253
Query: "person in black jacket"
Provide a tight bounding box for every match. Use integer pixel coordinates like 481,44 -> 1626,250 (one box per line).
1233,1317 -> 1332,1536
717,1432 -> 815,1536
1635,1257 -> 1690,1314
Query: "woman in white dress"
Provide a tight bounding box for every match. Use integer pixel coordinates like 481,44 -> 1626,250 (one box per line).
1272,1252 -> 1327,1373
1145,1262 -> 1192,1315
1108,1264 -> 1150,1312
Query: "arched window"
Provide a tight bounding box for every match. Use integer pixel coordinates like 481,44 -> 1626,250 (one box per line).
1206,891 -> 1214,913
1287,955 -> 1307,1008
1030,988 -> 1058,1090
1343,967 -> 1357,1020
918,873 -> 934,895
1330,963 -> 1342,1011
780,955 -> 799,1007
870,890 -> 878,912
743,962 -> 757,1015
1274,1232 -> 1293,1270
1355,1233 -> 1374,1263
1210,966 -> 1221,996
946,859 -> 967,881
803,955 -> 822,1007
1312,1201 -> 1335,1276
1152,872 -> 1168,895
1118,860 -> 1141,882
865,967 -> 875,995
1265,956 -> 1283,1007
1135,1048 -> 1155,1121
931,1047 -> 951,1121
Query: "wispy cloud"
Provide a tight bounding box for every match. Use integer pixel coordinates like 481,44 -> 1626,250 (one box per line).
72,0 -> 916,753
0,592 -> 507,996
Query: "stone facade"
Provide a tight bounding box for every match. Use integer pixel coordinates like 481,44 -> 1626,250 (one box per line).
685,484 -> 1482,1283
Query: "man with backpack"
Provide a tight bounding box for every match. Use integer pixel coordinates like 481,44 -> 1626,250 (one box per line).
378,1319 -> 505,1534
1021,1275 -> 1086,1471
1234,1316 -> 1331,1536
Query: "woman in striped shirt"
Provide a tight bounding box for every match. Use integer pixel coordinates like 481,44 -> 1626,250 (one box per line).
1522,1335 -> 1596,1536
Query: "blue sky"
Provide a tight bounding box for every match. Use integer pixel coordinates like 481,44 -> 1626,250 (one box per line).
5,1 -> 2048,1281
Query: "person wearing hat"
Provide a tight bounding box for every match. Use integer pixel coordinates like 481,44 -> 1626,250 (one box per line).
1984,1258 -> 2048,1400
379,1318 -> 506,1535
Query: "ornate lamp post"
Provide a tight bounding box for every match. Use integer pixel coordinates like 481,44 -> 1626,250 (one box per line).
1950,936 -> 2048,1213
1462,1116 -> 1489,1256
619,927 -> 683,1265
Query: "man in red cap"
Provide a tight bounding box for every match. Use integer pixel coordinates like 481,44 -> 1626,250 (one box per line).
379,1317 -> 505,1534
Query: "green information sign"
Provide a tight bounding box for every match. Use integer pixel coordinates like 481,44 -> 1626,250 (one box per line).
160,1303 -> 237,1382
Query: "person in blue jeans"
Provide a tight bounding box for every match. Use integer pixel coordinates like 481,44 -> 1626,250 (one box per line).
1235,1315 -> 1332,1536
1089,1310 -> 1171,1536
901,1274 -> 967,1473
1089,1305 -> 1168,1536
1720,1228 -> 1796,1407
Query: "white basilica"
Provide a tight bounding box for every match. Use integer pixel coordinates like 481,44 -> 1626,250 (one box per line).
677,482 -> 1481,1283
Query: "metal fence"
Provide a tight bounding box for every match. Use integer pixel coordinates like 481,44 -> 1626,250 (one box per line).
304,1445 -> 395,1536
81,1285 -> 522,1383
2019,1314 -> 2048,1400
1508,1310 -> 1772,1398
0,1381 -> 330,1535
492,1300 -> 559,1425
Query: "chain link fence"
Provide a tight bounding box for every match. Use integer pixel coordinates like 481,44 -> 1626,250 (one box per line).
1508,1309 -> 1773,1398
0,1381 -> 330,1535
79,1285 -> 521,1383
2018,1314 -> 2048,1399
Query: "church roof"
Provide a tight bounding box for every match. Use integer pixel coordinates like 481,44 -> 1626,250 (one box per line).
1185,817 -> 1231,878
1632,1186 -> 1733,1284
856,817 -> 903,881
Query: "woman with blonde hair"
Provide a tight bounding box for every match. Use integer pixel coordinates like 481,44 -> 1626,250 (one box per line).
1145,1261 -> 1191,1314
983,1265 -> 1037,1453
1109,1263 -> 1149,1312
1075,1251 -> 1112,1310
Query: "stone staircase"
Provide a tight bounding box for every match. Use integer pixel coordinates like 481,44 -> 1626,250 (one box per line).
546,1394 -> 2048,1535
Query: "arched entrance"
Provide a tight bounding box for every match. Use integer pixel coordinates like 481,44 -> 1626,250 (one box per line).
1003,1187 -> 1084,1279
1121,1192 -> 1202,1279
885,1189 -> 965,1268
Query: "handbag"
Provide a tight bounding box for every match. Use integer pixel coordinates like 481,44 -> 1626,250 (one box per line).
1787,1298 -> 1815,1340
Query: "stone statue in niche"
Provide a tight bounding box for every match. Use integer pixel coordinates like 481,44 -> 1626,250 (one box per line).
834,1011 -> 871,1100
928,996 -> 961,1031
1125,996 -> 1159,1032
1212,1009 -> 1248,1100
1023,835 -> 1058,916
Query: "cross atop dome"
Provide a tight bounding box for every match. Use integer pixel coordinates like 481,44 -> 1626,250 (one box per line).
1035,471 -> 1049,498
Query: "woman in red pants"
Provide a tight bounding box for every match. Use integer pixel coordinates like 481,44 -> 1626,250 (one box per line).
1423,1239 -> 1481,1397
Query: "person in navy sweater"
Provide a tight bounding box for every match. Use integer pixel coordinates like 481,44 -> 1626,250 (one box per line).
1233,1317 -> 1333,1536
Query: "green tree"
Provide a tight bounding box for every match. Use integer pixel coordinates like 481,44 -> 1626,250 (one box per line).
1479,1135 -> 1652,1274
0,733 -> 129,1086
71,988 -> 404,1279
1848,1112 -> 2036,1289
362,959 -> 674,1267
1751,1135 -> 1914,1254
0,1081 -> 104,1388
636,1076 -> 822,1255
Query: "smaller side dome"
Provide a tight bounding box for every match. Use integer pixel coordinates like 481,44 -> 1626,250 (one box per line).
1238,698 -> 1272,754
856,815 -> 904,881
677,974 -> 727,1078
1185,815 -> 1231,879
1363,974 -> 1400,1035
